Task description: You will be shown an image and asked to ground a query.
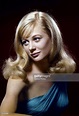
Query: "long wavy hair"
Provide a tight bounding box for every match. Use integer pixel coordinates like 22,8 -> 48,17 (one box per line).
2,11 -> 76,81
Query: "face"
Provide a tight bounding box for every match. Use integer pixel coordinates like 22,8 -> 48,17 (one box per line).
21,24 -> 52,62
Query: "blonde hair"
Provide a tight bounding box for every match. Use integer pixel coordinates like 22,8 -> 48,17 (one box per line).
2,11 -> 76,80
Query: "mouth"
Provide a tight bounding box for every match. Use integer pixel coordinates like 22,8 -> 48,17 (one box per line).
31,52 -> 40,58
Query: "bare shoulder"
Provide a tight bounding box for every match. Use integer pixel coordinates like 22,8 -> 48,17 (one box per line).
6,76 -> 27,96
18,86 -> 28,101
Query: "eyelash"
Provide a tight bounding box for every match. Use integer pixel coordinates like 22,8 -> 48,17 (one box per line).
33,37 -> 41,42
22,40 -> 29,46
21,37 -> 41,46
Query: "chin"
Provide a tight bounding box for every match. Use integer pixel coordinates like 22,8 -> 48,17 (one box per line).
32,58 -> 43,62
31,56 -> 47,62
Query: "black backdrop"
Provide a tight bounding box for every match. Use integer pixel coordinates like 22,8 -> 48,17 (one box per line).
0,0 -> 79,115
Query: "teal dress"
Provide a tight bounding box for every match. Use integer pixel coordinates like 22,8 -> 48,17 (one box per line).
16,82 -> 69,116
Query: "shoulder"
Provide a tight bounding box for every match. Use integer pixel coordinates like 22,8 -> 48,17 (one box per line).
18,86 -> 27,102
6,76 -> 27,96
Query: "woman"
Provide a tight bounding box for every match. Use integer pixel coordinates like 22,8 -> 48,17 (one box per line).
0,11 -> 76,116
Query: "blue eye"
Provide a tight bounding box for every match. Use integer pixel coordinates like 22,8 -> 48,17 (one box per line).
33,37 -> 41,42
21,40 -> 29,46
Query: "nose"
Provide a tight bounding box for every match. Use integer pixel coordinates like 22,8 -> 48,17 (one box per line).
29,42 -> 36,53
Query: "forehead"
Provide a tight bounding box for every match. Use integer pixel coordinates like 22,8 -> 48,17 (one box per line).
22,22 -> 47,39
30,23 -> 46,35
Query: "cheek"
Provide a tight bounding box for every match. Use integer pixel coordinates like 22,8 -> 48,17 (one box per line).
23,46 -> 29,54
39,39 -> 52,52
44,43 -> 52,54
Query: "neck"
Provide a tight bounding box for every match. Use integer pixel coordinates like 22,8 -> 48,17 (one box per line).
31,58 -> 50,74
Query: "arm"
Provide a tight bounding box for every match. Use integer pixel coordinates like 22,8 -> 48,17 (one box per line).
0,77 -> 26,113
0,113 -> 31,116
0,92 -> 18,113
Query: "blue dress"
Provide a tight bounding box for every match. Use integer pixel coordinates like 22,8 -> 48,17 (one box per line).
16,82 -> 69,116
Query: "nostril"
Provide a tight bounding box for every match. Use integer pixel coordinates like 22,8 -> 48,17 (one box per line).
29,47 -> 36,53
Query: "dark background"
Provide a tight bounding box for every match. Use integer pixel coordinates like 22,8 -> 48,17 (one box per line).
0,0 -> 79,115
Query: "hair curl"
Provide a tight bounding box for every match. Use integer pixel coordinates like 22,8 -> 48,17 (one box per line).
2,11 -> 76,81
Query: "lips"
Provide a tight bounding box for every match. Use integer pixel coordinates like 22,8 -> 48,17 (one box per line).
31,52 -> 40,58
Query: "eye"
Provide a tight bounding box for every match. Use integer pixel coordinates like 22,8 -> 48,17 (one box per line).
33,37 -> 41,42
21,40 -> 29,46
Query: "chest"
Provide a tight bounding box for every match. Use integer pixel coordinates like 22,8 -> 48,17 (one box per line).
27,82 -> 53,99
17,82 -> 69,116
19,81 -> 53,100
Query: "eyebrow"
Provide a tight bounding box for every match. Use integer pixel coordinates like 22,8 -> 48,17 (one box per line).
20,34 -> 42,45
32,34 -> 42,38
23,34 -> 42,40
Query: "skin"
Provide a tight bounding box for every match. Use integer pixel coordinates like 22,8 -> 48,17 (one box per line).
22,23 -> 52,62
0,77 -> 26,113
0,113 -> 31,116
0,23 -> 53,114
22,23 -> 53,98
